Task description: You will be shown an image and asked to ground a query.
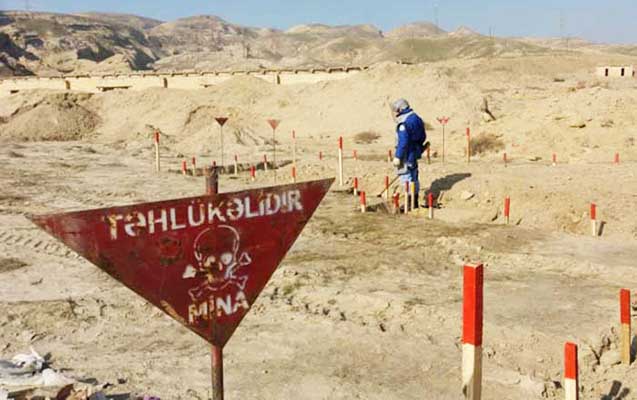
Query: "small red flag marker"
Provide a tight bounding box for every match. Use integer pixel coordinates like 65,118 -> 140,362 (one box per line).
462,263 -> 484,400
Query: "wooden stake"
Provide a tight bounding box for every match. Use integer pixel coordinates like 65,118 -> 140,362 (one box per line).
462,263 -> 483,400
504,197 -> 511,225
503,152 -> 507,167
590,203 -> 597,237
564,342 -> 578,400
388,149 -> 393,163
292,130 -> 297,167
620,289 -> 632,365
263,154 -> 268,172
410,182 -> 416,210
466,128 -> 471,164
154,130 -> 160,173
360,191 -> 367,213
338,137 -> 344,186
426,146 -> 431,164
212,345 -> 224,400
428,193 -> 434,219
384,176 -> 390,201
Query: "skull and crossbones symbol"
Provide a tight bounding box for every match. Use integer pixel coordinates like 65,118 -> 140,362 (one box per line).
184,225 -> 251,301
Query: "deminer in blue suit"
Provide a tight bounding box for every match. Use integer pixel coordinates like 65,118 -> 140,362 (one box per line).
391,98 -> 427,208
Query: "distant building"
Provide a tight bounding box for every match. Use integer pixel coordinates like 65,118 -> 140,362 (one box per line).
596,66 -> 635,78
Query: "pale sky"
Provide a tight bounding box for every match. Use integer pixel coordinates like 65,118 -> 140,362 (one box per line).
0,0 -> 635,44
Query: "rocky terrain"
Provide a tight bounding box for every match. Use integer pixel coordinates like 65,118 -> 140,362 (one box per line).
2,10 -> 636,77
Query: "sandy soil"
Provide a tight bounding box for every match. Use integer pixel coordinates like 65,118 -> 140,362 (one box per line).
1,55 -> 637,399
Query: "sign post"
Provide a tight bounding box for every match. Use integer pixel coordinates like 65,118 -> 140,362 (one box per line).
436,117 -> 449,163
267,119 -> 281,183
29,178 -> 334,400
215,117 -> 229,167
154,130 -> 161,173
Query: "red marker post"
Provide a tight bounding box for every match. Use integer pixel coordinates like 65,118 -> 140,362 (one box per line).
181,160 -> 187,176
191,157 -> 197,176
404,181 -> 409,214
338,137 -> 344,187
353,177 -> 359,196
462,263 -> 484,400
590,203 -> 597,237
504,197 -> 511,225
292,130 -> 297,168
552,153 -> 557,166
353,149 -> 358,161
250,165 -> 256,181
620,289 -> 631,365
154,130 -> 161,173
319,151 -> 323,161
234,155 -> 238,176
564,342 -> 579,400
291,166 -> 297,183
503,152 -> 507,167
392,192 -> 400,214
360,191 -> 367,213
428,192 -> 434,220
614,152 -> 620,165
388,149 -> 393,163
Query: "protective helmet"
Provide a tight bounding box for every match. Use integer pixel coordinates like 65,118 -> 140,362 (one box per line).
391,98 -> 410,114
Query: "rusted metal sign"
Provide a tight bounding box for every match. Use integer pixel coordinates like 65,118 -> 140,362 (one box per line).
29,179 -> 333,347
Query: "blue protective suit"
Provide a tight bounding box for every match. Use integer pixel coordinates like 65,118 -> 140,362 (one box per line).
395,108 -> 426,193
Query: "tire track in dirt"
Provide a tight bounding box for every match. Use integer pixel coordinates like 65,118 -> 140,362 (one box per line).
0,229 -> 80,259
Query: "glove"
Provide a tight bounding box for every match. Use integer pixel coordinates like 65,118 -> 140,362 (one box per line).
392,157 -> 402,167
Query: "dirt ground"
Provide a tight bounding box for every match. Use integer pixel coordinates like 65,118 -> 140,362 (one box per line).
1,56 -> 637,399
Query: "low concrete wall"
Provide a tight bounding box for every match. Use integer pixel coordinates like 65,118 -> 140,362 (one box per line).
0,66 -> 368,96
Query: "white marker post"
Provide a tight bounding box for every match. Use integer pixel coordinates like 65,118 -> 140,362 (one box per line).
338,137 -> 344,187
154,130 -> 160,173
462,263 -> 483,400
564,342 -> 578,400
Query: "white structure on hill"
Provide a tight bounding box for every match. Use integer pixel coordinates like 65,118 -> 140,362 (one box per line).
596,66 -> 635,78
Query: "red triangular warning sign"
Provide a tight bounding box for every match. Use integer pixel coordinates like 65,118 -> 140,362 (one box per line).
215,117 -> 229,127
29,179 -> 333,347
267,119 -> 280,130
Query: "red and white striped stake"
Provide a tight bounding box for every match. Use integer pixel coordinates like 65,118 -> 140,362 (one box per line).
590,203 -> 597,237
504,197 -> 511,225
384,176 -> 390,201
338,137 -> 344,186
466,127 -> 471,164
360,191 -> 367,213
404,181 -> 409,214
250,165 -> 256,181
552,153 -> 557,166
291,166 -> 297,183
319,151 -> 323,161
392,193 -> 400,214
234,155 -> 238,176
263,154 -> 268,172
353,150 -> 358,161
426,146 -> 431,164
614,152 -> 620,165
410,182 -> 416,211
353,177 -> 359,196
564,342 -> 579,400
620,289 -> 631,365
428,193 -> 434,219
462,263 -> 483,400
154,130 -> 160,173
503,152 -> 507,167
181,160 -> 187,176
211,160 -> 217,169
388,149 -> 393,163
191,157 -> 197,176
